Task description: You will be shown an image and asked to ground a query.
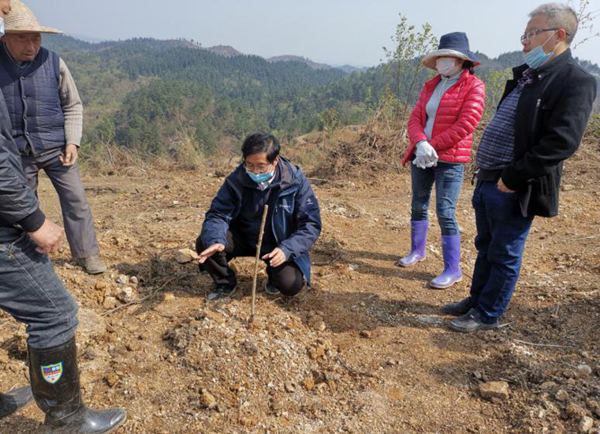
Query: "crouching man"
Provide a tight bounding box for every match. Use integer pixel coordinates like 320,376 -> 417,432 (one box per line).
196,133 -> 322,301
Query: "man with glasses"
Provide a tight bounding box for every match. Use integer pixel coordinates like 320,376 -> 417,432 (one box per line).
196,132 -> 321,301
443,3 -> 597,332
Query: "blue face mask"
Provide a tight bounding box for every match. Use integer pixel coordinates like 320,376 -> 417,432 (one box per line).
524,33 -> 555,69
246,168 -> 274,184
0,18 -> 5,37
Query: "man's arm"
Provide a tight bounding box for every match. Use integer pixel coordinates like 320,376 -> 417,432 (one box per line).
277,176 -> 322,261
502,72 -> 597,191
58,58 -> 83,147
200,181 -> 237,248
58,58 -> 83,166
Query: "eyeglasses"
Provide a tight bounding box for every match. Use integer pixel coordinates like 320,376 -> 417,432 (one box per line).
520,28 -> 570,42
244,162 -> 273,173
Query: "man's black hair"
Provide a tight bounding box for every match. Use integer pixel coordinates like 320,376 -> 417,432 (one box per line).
241,133 -> 281,163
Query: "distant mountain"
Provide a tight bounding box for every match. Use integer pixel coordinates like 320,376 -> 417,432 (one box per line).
206,45 -> 243,57
335,65 -> 368,74
68,33 -> 105,44
37,34 -> 600,156
268,55 -> 333,71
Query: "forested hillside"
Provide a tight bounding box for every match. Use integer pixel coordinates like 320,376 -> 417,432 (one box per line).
43,35 -> 600,157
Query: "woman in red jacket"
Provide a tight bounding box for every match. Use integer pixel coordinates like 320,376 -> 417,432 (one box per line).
397,32 -> 485,289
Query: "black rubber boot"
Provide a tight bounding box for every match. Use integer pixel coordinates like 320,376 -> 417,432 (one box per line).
28,338 -> 127,433
0,386 -> 34,419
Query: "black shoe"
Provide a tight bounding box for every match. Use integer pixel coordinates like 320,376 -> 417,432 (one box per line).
206,284 -> 237,301
264,281 -> 281,296
29,338 -> 127,433
0,386 -> 33,419
448,308 -> 499,333
442,297 -> 473,316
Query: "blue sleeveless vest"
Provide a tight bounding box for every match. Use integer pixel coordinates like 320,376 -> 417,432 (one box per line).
0,45 -> 66,155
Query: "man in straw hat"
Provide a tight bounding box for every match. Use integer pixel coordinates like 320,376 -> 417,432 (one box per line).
0,1 -> 127,432
0,0 -> 107,275
442,3 -> 597,332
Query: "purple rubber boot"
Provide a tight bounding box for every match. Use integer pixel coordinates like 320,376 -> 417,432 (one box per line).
397,220 -> 428,267
430,235 -> 462,289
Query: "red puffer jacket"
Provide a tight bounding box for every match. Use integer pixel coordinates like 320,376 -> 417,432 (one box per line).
402,70 -> 485,165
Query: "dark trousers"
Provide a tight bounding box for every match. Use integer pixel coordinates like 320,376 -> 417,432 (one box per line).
21,150 -> 100,259
469,181 -> 534,321
0,227 -> 79,348
196,231 -> 304,296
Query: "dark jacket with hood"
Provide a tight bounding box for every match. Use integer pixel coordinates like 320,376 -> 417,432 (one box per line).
499,49 -> 597,217
200,157 -> 321,284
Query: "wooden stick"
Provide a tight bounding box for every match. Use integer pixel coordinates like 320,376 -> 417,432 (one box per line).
250,205 -> 269,324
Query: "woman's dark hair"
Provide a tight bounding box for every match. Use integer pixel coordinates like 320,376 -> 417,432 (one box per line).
241,133 -> 281,163
462,61 -> 475,74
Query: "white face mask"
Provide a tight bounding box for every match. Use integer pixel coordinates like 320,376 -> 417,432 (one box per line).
436,57 -> 461,77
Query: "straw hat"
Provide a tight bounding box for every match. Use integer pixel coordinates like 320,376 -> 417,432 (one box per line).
4,0 -> 63,34
422,32 -> 479,70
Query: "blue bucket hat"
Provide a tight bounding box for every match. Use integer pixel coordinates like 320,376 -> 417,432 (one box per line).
422,32 -> 480,70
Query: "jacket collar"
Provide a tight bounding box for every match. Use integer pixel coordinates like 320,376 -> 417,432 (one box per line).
231,157 -> 299,191
512,48 -> 572,80
425,68 -> 471,91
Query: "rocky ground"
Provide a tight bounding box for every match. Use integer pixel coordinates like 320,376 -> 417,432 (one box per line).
1,140 -> 599,433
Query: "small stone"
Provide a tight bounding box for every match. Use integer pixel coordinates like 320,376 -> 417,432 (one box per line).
95,281 -> 108,291
576,364 -> 592,377
348,264 -> 358,272
69,275 -> 84,286
116,287 -> 135,303
555,389 -> 569,401
579,416 -> 594,433
116,275 -> 130,285
241,340 -> 259,356
200,390 -> 217,410
311,320 -> 326,332
359,330 -> 372,339
105,373 -> 118,387
327,380 -> 337,392
540,381 -> 557,390
130,276 -> 139,285
479,381 -> 510,401
77,308 -> 107,344
285,381 -> 296,393
103,296 -> 117,309
309,347 -> 325,360
176,249 -> 198,264
566,402 -> 587,419
302,377 -> 315,391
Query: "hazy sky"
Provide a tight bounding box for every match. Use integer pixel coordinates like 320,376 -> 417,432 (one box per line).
27,0 -> 600,66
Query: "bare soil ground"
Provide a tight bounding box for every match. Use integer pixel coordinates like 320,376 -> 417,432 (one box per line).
1,140 -> 599,433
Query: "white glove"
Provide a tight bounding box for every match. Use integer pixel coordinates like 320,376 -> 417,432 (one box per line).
412,141 -> 438,169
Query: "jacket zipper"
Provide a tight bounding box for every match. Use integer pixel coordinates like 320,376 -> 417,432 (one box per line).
531,98 -> 541,134
271,187 -> 298,244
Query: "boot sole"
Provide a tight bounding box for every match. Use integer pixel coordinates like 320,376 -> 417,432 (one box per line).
429,276 -> 462,289
396,256 -> 426,268
448,321 -> 499,333
45,412 -> 127,434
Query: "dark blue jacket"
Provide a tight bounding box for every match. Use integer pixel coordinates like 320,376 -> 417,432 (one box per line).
0,45 -> 66,155
201,158 -> 321,285
0,92 -> 45,231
